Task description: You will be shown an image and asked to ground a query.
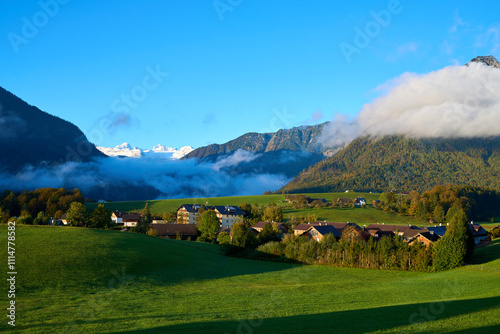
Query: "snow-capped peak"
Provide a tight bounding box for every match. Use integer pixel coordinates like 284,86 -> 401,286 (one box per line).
117,142 -> 133,150
96,143 -> 193,160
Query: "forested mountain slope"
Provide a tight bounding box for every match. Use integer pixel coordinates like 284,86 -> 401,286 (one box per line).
280,136 -> 500,193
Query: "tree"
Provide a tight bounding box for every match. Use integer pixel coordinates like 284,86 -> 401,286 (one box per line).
16,215 -> 33,225
66,202 -> 87,227
257,223 -> 281,245
197,210 -> 220,243
217,231 -> 231,245
231,222 -> 249,247
433,208 -> 474,270
33,211 -> 50,225
88,204 -> 112,229
162,211 -> 177,223
263,206 -> 283,222
138,203 -> 152,233
195,205 -> 207,224
433,205 -> 445,224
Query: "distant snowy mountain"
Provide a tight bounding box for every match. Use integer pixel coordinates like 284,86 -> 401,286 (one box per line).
96,143 -> 193,160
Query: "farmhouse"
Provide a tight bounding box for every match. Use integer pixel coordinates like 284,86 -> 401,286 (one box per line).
337,198 -> 353,206
122,213 -> 141,227
60,213 -> 68,225
152,216 -> 165,224
252,222 -> 289,235
408,231 -> 441,248
354,197 -> 366,206
469,223 -> 489,244
303,224 -> 342,242
177,204 -> 204,224
365,224 -> 420,237
150,224 -> 198,240
111,211 -> 123,225
211,205 -> 245,228
342,226 -> 371,241
294,221 -> 360,236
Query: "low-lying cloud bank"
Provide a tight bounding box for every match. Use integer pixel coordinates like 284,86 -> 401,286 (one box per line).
320,62 -> 500,144
0,150 -> 289,200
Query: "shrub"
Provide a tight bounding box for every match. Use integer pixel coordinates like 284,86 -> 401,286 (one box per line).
256,241 -> 284,257
146,228 -> 159,237
489,227 -> 500,239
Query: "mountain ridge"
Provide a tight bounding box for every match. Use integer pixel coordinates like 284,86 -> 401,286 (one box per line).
0,86 -> 105,172
184,122 -> 330,160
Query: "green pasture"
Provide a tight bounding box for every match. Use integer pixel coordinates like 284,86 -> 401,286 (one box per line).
1,225 -> 499,333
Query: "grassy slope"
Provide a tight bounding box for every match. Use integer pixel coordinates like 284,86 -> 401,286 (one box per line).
86,192 -> 427,226
1,225 -> 499,333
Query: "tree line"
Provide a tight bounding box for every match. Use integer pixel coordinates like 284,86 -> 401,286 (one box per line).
377,184 -> 500,222
0,188 -> 84,224
219,206 -> 475,272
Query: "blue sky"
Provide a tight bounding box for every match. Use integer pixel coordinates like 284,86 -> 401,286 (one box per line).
1,0 -> 499,149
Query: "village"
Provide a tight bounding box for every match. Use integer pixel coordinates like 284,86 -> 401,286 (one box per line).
87,201 -> 491,248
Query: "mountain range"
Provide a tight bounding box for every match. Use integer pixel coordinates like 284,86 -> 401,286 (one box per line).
183,122 -> 346,178
96,142 -> 193,160
1,55 -> 499,200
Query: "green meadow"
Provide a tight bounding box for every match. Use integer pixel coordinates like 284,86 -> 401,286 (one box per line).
86,192 -> 427,226
1,225 -> 499,333
86,192 -> 500,228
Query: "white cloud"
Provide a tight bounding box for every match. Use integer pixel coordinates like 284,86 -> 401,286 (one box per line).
358,62 -> 500,138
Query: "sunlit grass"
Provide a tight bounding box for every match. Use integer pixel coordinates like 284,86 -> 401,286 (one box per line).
1,226 -> 499,333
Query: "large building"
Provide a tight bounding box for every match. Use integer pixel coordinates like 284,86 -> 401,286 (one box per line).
211,206 -> 245,228
176,204 -> 204,224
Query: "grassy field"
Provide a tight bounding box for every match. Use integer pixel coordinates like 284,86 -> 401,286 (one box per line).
85,192 -> 382,213
86,192 -> 433,227
1,225 -> 499,333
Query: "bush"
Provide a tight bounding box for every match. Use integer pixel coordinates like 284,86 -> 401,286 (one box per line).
16,215 -> 33,225
218,231 -> 231,245
489,227 -> 500,239
256,241 -> 284,257
146,228 -> 159,237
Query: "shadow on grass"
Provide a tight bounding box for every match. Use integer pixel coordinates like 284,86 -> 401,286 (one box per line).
102,230 -> 302,286
469,239 -> 500,265
106,296 -> 500,334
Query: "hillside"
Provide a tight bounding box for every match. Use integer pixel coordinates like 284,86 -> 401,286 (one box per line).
185,122 -> 328,159
0,87 -> 105,172
280,135 -> 500,193
2,225 -> 499,333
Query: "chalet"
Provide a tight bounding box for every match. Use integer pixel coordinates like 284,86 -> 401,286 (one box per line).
342,226 -> 371,241
354,197 -> 366,206
402,228 -> 427,242
294,221 -> 359,236
111,211 -> 123,225
152,216 -> 165,224
150,224 -> 198,240
408,231 -> 441,248
210,206 -> 245,228
304,225 -> 342,242
337,198 -> 353,206
122,213 -> 141,227
176,204 -> 204,224
365,224 -> 420,237
252,222 -> 289,235
469,223 -> 489,244
60,213 -> 68,225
